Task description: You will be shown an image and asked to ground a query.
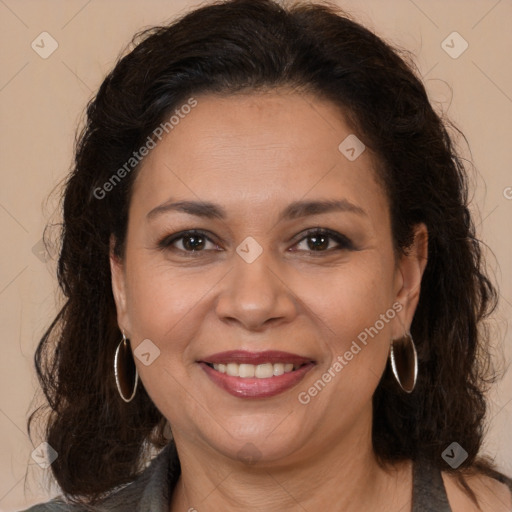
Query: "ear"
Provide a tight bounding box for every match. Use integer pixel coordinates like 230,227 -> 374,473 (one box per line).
391,223 -> 428,339
110,234 -> 131,335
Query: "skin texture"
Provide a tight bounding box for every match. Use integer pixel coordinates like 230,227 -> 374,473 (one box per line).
110,89 -> 431,511
442,473 -> 512,512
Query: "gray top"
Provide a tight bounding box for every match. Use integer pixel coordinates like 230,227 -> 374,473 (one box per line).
22,443 -> 512,511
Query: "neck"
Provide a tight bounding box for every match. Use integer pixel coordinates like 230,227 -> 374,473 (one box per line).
169,409 -> 412,511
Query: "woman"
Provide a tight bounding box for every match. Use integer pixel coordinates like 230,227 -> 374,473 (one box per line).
24,0 -> 512,510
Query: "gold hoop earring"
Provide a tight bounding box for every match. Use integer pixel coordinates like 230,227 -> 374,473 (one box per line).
389,330 -> 418,393
114,332 -> 139,402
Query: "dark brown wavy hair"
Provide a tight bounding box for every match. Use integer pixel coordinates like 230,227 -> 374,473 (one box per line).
28,0 -> 504,507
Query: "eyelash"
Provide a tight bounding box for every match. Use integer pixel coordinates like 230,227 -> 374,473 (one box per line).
158,228 -> 355,258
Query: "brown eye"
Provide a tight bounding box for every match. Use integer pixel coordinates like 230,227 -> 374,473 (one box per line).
292,228 -> 354,253
159,230 -> 220,256
179,233 -> 207,251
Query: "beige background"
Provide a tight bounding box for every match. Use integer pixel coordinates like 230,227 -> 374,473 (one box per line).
1,0 -> 511,510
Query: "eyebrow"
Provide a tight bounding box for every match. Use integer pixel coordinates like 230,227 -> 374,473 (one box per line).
146,198 -> 367,222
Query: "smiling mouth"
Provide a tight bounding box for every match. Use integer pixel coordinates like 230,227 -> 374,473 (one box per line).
199,360 -> 316,399
204,362 -> 308,378
198,349 -> 316,398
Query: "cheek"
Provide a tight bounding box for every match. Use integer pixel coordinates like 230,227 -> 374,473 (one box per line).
123,261 -> 205,422
124,257 -> 215,340
309,252 -> 396,346
305,257 -> 396,412
120,262 -> 208,409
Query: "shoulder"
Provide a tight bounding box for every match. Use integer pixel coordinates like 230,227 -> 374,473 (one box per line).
442,469 -> 512,512
19,480 -> 148,512
19,476 -> 151,512
17,498 -> 84,511
21,443 -> 178,512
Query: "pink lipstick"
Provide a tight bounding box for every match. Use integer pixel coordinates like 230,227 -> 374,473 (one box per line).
198,350 -> 315,399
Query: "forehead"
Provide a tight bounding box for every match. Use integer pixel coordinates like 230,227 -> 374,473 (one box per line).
130,90 -> 388,224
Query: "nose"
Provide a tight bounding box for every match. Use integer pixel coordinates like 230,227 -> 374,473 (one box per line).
214,248 -> 298,332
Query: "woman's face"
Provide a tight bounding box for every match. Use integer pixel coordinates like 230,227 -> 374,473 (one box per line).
111,89 -> 427,465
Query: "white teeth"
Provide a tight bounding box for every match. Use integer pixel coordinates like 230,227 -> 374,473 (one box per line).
255,363 -> 274,378
226,363 -> 239,377
273,363 -> 284,376
239,364 -> 255,378
211,362 -> 301,378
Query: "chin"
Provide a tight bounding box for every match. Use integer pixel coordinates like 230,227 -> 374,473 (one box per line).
202,428 -> 307,467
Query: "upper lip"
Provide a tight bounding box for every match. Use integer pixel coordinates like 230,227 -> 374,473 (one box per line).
199,350 -> 315,366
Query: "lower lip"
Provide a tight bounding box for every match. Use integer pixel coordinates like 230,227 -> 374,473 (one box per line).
199,362 -> 315,399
